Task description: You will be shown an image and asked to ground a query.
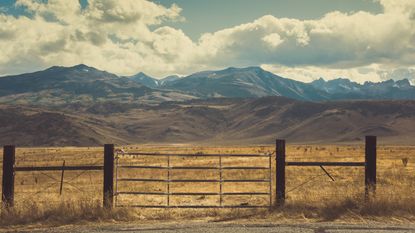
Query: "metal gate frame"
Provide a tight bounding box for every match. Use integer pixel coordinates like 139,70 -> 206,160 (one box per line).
114,151 -> 272,208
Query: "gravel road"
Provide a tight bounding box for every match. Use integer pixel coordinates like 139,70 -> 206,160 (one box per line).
7,222 -> 415,233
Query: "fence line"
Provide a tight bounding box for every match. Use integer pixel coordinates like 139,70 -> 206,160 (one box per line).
1,136 -> 378,210
1,144 -> 114,209
275,136 -> 377,206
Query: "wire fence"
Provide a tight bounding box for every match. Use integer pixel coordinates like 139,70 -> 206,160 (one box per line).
1,144 -> 414,207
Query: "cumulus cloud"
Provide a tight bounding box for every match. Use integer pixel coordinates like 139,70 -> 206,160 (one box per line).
198,8 -> 415,69
0,0 -> 191,76
262,33 -> 284,48
0,0 -> 414,82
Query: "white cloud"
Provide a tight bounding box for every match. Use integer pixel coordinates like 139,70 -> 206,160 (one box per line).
0,0 -> 192,76
262,33 -> 284,48
0,0 -> 414,82
261,64 -> 415,84
198,6 -> 415,69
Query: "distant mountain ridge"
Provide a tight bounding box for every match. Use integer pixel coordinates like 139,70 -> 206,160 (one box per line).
127,72 -> 159,88
126,66 -> 415,101
0,64 -> 414,105
0,64 -> 196,105
310,77 -> 415,100
159,67 -> 329,101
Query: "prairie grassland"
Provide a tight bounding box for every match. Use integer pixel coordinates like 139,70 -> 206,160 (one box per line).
0,144 -> 415,226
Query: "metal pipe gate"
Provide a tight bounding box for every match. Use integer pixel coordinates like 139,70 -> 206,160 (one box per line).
114,152 -> 273,208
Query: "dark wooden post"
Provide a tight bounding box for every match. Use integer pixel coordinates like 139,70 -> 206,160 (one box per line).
276,139 -> 286,206
103,144 -> 114,209
2,145 -> 15,208
365,136 -> 376,199
59,160 -> 65,195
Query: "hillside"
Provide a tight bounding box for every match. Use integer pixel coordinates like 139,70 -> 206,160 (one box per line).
1,97 -> 414,146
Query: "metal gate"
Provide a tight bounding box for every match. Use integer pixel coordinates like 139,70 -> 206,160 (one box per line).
114,151 -> 272,208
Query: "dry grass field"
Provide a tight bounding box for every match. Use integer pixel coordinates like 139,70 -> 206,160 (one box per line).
1,144 -> 415,227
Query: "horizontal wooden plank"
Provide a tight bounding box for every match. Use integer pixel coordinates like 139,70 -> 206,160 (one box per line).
15,165 -> 103,172
285,161 -> 365,167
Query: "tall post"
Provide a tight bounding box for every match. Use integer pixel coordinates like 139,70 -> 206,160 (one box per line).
103,144 -> 114,209
276,139 -> 286,206
365,136 -> 377,199
2,145 -> 15,208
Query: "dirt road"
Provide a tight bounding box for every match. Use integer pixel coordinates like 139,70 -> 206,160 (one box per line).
8,222 -> 415,233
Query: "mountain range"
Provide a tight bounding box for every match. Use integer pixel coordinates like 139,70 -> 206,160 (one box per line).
127,66 -> 415,101
1,64 -> 415,146
0,64 -> 414,106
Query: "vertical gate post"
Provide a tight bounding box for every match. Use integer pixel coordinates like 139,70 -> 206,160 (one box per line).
103,144 -> 114,209
276,139 -> 286,206
365,136 -> 377,200
2,145 -> 15,209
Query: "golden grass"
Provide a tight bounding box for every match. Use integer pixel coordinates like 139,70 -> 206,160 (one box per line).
0,199 -> 134,226
0,144 -> 414,226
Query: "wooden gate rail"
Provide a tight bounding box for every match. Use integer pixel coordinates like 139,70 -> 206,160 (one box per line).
275,136 -> 377,206
114,152 -> 272,209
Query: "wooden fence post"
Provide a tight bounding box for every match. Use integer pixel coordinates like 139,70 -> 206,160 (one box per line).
276,139 -> 286,206
365,136 -> 376,199
2,145 -> 15,208
103,144 -> 114,209
59,160 -> 65,195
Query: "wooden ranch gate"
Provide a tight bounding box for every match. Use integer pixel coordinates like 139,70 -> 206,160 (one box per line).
114,151 -> 273,208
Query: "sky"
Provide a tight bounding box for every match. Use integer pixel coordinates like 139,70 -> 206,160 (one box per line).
0,0 -> 414,84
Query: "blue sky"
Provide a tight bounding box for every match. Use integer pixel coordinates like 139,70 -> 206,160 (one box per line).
0,0 -> 414,84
